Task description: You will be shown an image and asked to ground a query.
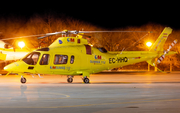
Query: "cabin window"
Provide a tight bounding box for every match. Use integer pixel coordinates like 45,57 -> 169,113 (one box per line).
40,54 -> 50,65
22,52 -> 40,65
70,55 -> 75,64
54,55 -> 68,64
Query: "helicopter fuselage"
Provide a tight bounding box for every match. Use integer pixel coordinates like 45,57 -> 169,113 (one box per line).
4,44 -> 164,76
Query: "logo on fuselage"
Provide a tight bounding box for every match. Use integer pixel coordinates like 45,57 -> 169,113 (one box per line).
59,40 -> 63,44
50,66 -> 65,69
95,55 -> 101,59
67,38 -> 75,42
50,66 -> 70,71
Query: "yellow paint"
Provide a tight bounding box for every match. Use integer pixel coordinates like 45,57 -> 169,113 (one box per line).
4,27 -> 177,83
0,52 -> 6,60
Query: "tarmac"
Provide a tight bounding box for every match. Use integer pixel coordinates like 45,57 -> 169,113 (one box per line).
0,71 -> 180,113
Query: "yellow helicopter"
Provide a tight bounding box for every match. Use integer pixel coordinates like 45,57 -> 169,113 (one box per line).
3,27 -> 177,84
0,40 -> 30,61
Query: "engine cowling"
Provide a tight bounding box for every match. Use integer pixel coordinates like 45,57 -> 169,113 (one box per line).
4,43 -> 11,49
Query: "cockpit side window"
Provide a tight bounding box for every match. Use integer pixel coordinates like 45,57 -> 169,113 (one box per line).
40,54 -> 50,65
54,55 -> 68,64
22,52 -> 40,65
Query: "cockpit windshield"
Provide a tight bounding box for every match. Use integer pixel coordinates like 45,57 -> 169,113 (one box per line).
22,52 -> 40,65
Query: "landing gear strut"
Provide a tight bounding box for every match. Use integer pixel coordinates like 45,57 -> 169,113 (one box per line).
20,76 -> 27,84
67,76 -> 73,83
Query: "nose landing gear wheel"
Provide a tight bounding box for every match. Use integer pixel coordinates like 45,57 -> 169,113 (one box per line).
21,77 -> 27,84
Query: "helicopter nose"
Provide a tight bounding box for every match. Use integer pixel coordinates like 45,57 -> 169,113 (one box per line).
4,61 -> 28,73
4,63 -> 17,72
4,62 -> 21,72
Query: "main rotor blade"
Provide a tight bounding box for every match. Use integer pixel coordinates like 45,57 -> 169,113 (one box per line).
1,34 -> 45,40
37,31 -> 65,39
78,31 -> 152,33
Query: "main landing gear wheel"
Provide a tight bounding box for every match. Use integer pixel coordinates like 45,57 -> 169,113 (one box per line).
21,77 -> 26,84
67,78 -> 73,83
67,76 -> 73,83
83,77 -> 90,84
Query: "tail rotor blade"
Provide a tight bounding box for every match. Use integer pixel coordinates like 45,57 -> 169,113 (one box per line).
157,39 -> 178,64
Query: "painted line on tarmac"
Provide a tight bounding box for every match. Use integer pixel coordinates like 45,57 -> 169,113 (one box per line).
0,98 -> 180,109
52,98 -> 180,108
0,91 -> 70,101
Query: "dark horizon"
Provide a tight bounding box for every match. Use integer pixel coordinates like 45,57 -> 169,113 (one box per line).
0,2 -> 179,30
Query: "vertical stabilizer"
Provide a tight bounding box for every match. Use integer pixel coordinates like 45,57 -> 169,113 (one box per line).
149,27 -> 172,52
0,40 -> 6,48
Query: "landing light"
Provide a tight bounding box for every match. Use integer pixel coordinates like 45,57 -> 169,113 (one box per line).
18,41 -> 25,49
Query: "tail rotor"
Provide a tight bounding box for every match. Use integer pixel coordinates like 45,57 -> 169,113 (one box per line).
157,39 -> 178,64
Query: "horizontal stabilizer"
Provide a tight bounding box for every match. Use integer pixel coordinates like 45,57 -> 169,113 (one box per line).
146,59 -> 166,73
0,53 -> 6,60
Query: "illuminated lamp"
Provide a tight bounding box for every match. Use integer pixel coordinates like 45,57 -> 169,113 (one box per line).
18,41 -> 25,49
146,42 -> 152,47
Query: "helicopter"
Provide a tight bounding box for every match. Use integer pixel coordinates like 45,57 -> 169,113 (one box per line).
3,27 -> 177,84
0,34 -> 41,62
0,40 -> 30,61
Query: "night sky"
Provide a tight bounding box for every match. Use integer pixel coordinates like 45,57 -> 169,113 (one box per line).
0,2 -> 179,30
